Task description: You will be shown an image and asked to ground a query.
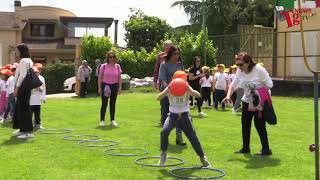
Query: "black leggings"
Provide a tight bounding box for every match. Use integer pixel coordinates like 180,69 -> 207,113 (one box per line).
190,86 -> 203,112
201,87 -> 211,106
214,89 -> 225,109
100,83 -> 119,122
241,102 -> 270,151
30,105 -> 41,125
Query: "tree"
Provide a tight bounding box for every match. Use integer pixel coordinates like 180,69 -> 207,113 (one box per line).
81,35 -> 113,65
124,9 -> 172,52
172,0 -> 274,35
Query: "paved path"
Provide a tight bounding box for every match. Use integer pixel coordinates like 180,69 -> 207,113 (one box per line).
46,93 -> 77,99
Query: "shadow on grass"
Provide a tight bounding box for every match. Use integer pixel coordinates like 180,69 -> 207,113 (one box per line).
157,169 -> 172,180
1,136 -> 32,145
228,154 -> 281,169
167,144 -> 188,154
1,122 -> 13,128
95,125 -> 115,131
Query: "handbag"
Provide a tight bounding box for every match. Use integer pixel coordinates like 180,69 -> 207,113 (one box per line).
20,61 -> 42,91
263,101 -> 277,125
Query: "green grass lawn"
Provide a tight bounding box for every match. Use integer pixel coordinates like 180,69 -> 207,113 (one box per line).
0,90 -> 316,180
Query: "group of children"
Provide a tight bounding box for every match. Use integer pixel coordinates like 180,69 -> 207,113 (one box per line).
189,63 -> 240,114
0,63 -> 46,130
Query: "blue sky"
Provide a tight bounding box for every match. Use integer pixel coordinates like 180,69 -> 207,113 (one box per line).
0,0 -> 191,46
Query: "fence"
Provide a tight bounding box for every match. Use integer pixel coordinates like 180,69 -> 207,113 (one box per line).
209,27 -> 320,80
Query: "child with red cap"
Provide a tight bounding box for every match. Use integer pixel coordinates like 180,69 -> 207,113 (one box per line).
157,71 -> 211,167
2,65 -> 16,123
0,69 -> 11,123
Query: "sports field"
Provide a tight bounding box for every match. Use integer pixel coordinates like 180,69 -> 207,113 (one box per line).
0,89 -> 315,179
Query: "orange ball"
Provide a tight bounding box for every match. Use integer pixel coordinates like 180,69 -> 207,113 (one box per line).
172,70 -> 187,81
169,78 -> 188,96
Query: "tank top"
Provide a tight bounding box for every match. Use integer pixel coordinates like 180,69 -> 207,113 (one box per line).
168,92 -> 191,114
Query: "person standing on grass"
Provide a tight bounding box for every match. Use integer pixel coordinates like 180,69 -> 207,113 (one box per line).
213,64 -> 229,111
30,63 -> 46,130
95,59 -> 102,95
77,60 -> 92,98
158,46 -> 186,145
2,65 -> 17,123
200,67 -> 214,108
230,63 -> 243,114
13,43 -> 34,139
98,51 -> 122,127
157,76 -> 211,167
223,52 -> 273,156
153,40 -> 173,91
188,56 -> 206,117
0,69 -> 11,123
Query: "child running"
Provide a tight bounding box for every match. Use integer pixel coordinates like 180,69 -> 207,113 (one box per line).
30,64 -> 46,129
200,67 -> 214,108
157,71 -> 211,167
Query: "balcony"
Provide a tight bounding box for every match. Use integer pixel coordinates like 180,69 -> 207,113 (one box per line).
64,37 -> 82,46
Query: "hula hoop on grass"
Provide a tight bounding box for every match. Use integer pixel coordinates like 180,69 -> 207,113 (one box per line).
169,167 -> 226,179
134,156 -> 185,167
39,128 -> 72,134
103,148 -> 148,156
78,140 -> 119,147
62,134 -> 100,141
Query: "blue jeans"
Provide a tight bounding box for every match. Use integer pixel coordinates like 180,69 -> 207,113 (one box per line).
160,97 -> 182,135
160,112 -> 205,157
4,94 -> 15,119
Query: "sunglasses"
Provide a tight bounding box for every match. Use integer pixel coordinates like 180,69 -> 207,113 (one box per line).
174,53 -> 180,55
109,56 -> 115,59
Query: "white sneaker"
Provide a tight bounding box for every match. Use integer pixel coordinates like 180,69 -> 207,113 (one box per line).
17,133 -> 34,139
200,156 -> 212,167
198,112 -> 207,117
111,120 -> 118,127
99,121 -> 106,127
0,119 -> 4,124
35,124 -> 44,130
159,151 -> 167,166
12,129 -> 23,136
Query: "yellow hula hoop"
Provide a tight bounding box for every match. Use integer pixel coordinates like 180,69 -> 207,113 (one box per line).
297,0 -> 319,73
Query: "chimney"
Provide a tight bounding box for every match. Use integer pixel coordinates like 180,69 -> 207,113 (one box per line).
14,1 -> 21,10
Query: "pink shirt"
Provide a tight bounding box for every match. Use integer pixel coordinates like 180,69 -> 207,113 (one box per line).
100,63 -> 122,84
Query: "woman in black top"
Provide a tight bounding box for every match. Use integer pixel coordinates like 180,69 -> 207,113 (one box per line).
188,56 -> 206,117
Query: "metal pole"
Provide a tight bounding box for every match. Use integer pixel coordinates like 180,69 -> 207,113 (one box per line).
314,72 -> 319,180
284,32 -> 287,80
201,0 -> 207,65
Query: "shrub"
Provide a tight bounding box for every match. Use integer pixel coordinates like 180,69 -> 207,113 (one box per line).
42,63 -> 75,94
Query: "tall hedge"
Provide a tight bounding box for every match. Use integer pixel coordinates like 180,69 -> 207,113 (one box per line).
42,63 -> 75,94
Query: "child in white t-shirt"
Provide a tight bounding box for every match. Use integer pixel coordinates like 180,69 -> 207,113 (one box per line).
200,67 -> 214,108
2,67 -> 16,122
30,64 -> 46,129
213,64 -> 229,110
157,76 -> 211,167
0,69 -> 11,123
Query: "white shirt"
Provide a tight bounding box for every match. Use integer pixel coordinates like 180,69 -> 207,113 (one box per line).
15,58 -> 33,87
214,72 -> 228,90
6,76 -> 15,95
231,64 -> 273,103
168,92 -> 190,114
30,75 -> 46,106
200,76 -> 213,88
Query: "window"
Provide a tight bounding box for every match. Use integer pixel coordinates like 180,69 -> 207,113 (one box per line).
31,24 -> 55,37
